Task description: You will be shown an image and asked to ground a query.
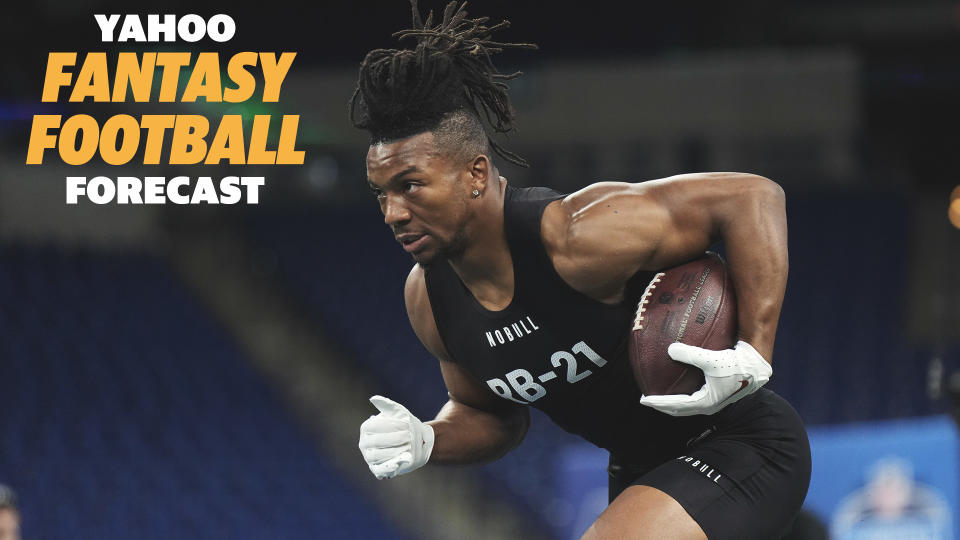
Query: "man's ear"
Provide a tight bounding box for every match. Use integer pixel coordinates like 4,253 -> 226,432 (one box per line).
468,154 -> 492,195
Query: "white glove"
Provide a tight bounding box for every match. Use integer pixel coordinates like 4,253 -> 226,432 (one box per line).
358,395 -> 435,479
639,340 -> 772,416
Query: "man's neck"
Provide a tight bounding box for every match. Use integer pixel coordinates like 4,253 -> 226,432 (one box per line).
448,178 -> 514,310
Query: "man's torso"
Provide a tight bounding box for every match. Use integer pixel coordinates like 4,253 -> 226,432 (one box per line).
424,185 -> 718,462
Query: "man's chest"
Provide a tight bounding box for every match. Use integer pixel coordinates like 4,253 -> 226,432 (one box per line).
449,304 -> 631,407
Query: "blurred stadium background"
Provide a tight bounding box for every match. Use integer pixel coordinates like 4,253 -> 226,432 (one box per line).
2,1 -> 960,538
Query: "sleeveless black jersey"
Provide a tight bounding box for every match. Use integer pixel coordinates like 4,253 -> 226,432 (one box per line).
424,185 -> 717,463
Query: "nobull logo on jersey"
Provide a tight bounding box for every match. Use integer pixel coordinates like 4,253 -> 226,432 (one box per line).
485,316 -> 540,347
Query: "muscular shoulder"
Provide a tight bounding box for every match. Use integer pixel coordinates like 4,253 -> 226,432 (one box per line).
539,173 -> 776,301
404,264 -> 453,362
540,181 -> 668,301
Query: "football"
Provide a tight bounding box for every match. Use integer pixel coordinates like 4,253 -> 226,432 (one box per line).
629,252 -> 737,396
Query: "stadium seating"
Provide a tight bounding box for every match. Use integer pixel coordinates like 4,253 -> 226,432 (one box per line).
770,192 -> 939,423
0,245 -> 408,540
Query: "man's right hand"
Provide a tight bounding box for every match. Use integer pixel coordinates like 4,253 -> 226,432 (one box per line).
358,395 -> 435,479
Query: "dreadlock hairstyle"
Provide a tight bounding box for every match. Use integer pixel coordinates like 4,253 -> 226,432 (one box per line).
350,0 -> 537,167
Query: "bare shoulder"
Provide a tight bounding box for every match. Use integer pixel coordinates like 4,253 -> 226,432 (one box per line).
404,264 -> 453,362
540,181 -> 668,302
540,173 -> 777,302
546,173 -> 771,221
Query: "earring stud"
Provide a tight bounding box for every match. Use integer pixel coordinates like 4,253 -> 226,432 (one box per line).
472,189 -> 480,198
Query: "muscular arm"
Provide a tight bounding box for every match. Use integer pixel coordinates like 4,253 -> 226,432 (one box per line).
405,265 -> 530,464
543,172 -> 787,362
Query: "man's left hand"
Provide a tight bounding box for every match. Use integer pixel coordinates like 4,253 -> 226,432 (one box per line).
639,340 -> 772,416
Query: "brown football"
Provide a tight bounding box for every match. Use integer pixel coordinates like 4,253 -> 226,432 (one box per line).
629,252 -> 737,396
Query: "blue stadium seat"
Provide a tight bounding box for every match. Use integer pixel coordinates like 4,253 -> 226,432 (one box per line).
0,245 -> 409,540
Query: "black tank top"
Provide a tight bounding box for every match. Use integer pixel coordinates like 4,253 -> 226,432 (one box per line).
425,185 -> 714,462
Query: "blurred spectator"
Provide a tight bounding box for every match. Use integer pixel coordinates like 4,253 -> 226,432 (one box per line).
0,485 -> 19,540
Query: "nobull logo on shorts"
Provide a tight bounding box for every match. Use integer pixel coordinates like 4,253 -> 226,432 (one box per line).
677,455 -> 724,485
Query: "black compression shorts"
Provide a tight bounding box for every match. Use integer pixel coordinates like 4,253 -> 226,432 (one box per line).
608,389 -> 811,540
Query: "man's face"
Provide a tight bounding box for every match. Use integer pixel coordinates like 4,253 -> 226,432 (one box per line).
0,508 -> 20,540
366,132 -> 474,266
